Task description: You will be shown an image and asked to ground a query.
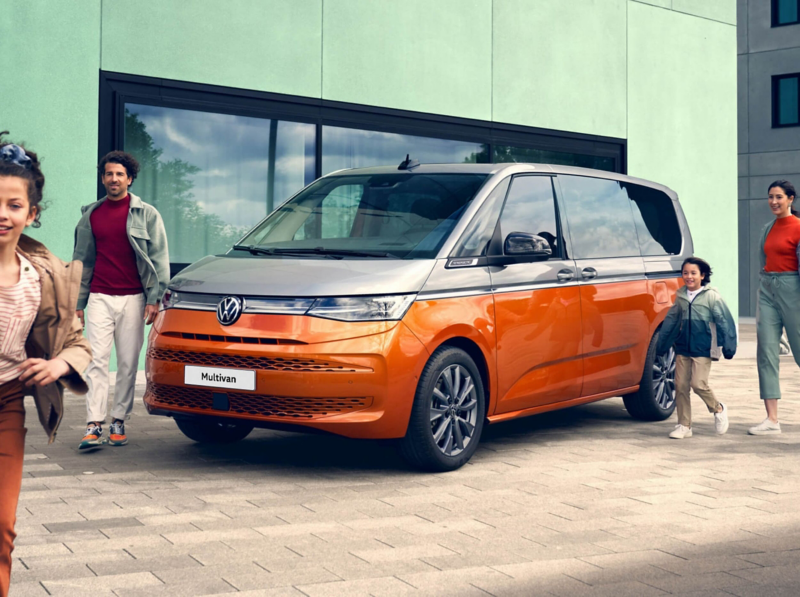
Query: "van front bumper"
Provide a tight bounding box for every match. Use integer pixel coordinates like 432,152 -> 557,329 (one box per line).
144,309 -> 428,439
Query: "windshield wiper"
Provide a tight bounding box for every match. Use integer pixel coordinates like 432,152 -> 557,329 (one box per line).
232,245 -> 394,259
308,248 -> 395,258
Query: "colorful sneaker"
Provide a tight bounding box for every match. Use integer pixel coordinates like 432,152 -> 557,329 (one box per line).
108,421 -> 128,446
79,423 -> 104,449
714,403 -> 729,435
748,418 -> 781,436
669,424 -> 692,439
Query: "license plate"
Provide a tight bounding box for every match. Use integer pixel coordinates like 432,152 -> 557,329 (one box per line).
184,366 -> 255,391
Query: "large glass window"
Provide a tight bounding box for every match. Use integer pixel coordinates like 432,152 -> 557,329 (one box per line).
624,183 -> 682,256
773,0 -> 800,26
773,74 -> 800,127
105,73 -> 625,270
124,104 -> 315,264
238,173 -> 488,259
322,126 -> 489,174
493,145 -> 616,172
498,176 -> 560,257
559,176 -> 640,259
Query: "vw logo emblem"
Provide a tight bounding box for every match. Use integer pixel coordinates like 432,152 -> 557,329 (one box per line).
217,296 -> 244,326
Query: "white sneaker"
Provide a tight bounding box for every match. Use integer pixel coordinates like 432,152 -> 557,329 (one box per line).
714,403 -> 729,435
748,418 -> 781,435
669,424 -> 692,439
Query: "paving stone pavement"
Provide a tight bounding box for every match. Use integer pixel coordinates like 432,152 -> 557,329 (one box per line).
9,325 -> 800,597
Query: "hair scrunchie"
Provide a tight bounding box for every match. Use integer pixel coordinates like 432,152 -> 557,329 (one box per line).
0,144 -> 32,170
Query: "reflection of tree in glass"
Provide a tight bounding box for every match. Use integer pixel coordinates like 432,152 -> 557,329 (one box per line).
124,109 -> 249,263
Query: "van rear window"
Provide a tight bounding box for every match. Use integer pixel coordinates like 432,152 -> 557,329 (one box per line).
624,183 -> 682,256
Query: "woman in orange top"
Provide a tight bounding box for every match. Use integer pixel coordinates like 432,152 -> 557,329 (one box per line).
749,180 -> 800,435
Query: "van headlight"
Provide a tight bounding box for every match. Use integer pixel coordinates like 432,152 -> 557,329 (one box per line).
306,294 -> 416,322
160,289 -> 179,311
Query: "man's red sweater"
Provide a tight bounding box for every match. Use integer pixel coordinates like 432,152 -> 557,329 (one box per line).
89,194 -> 143,296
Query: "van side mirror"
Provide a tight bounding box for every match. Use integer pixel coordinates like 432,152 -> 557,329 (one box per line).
504,232 -> 552,259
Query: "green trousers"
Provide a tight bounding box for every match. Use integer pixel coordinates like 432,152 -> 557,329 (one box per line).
756,272 -> 800,400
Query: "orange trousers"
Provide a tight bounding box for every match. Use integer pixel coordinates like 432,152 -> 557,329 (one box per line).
0,380 -> 25,597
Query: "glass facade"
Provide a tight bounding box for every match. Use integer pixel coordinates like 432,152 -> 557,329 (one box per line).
321,126 -> 488,174
124,104 -> 315,264
109,76 -> 623,268
493,145 -> 615,172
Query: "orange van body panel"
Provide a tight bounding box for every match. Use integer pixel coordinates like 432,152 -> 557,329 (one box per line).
146,276 -> 683,439
145,310 -> 429,439
493,286 -> 583,413
579,280 -> 651,396
401,296 -> 498,412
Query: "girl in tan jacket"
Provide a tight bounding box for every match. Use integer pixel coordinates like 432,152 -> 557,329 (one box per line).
0,134 -> 92,597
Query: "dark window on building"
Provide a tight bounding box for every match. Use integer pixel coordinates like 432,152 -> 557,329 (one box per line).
101,72 -> 625,271
559,176 -> 640,259
772,0 -> 800,26
773,74 -> 800,127
497,176 -> 560,258
624,183 -> 682,256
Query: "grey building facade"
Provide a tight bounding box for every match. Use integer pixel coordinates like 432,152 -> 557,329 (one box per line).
738,0 -> 800,316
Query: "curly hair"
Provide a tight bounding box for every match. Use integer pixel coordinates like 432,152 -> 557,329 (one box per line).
98,150 -> 140,184
0,131 -> 46,228
682,257 -> 713,286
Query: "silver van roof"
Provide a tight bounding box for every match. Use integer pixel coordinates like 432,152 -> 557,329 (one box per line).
322,163 -> 677,199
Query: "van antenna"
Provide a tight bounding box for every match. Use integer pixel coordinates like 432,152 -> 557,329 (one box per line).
398,154 -> 420,170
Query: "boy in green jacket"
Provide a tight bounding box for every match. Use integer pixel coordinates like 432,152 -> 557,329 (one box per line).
657,257 -> 737,439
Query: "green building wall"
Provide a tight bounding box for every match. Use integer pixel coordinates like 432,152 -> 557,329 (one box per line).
1,0 -> 738,370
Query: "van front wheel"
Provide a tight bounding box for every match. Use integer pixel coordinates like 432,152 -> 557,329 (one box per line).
623,331 -> 676,421
398,347 -> 486,472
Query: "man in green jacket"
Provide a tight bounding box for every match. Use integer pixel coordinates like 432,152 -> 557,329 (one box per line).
72,151 -> 169,449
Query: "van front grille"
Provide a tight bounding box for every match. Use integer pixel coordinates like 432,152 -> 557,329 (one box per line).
161,331 -> 306,345
147,348 -> 372,373
146,383 -> 372,419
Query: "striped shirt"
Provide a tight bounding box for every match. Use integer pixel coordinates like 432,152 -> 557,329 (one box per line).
0,253 -> 42,384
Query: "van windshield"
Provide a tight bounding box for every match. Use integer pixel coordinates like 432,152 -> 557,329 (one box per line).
234,173 -> 489,259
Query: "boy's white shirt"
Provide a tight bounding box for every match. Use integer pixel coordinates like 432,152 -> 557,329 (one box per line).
686,287 -> 703,302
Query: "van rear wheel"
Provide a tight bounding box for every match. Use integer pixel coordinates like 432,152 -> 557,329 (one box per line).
175,418 -> 254,443
623,331 -> 676,421
398,347 -> 486,472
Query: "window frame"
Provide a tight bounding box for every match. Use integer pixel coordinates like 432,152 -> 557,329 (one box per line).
489,174 -> 565,261
772,73 -> 800,128
772,0 -> 800,27
99,71 -> 627,273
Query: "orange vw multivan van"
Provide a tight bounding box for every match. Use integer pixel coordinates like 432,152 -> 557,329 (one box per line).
145,163 -> 689,471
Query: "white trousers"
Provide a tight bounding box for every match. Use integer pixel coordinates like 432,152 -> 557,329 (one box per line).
84,293 -> 145,424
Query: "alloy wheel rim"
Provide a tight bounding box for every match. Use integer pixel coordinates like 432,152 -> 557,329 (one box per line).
653,347 -> 676,409
429,364 -> 478,457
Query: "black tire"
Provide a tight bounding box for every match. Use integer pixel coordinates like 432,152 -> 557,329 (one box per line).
175,417 -> 254,443
398,347 -> 486,472
623,330 -> 676,421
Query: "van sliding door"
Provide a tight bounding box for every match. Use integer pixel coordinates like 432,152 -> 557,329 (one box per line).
556,175 -> 651,398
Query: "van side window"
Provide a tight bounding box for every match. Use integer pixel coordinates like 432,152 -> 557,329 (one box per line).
559,176 -> 640,259
498,176 -> 560,257
624,183 -> 682,255
452,177 -> 510,257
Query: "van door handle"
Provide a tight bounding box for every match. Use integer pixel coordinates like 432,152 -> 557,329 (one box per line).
556,269 -> 575,282
581,267 -> 598,280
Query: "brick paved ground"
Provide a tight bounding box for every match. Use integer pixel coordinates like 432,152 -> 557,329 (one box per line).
9,324 -> 800,597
